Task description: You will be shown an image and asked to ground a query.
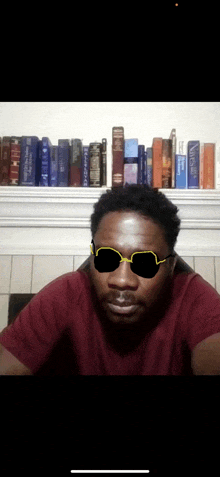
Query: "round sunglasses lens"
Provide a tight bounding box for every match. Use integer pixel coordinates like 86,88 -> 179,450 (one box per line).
94,249 -> 120,272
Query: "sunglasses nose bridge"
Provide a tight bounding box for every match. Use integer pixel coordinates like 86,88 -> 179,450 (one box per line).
119,257 -> 132,263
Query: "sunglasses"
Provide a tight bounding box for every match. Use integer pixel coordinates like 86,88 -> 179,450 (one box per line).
90,239 -> 176,279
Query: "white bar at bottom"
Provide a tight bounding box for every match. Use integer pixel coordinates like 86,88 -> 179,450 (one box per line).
70,472 -> 150,474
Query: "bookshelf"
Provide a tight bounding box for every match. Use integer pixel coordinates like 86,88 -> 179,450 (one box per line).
0,186 -> 220,257
1,102 -> 220,256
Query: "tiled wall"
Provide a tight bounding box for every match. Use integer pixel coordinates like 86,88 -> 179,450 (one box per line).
0,255 -> 220,332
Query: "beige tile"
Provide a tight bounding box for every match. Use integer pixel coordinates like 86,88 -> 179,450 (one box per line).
0,295 -> 9,331
180,256 -> 194,270
74,255 -> 90,271
0,256 -> 12,294
32,256 -> 74,293
194,257 -> 215,289
215,257 -> 220,294
10,256 -> 33,293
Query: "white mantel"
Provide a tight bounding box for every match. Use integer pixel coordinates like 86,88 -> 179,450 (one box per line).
0,187 -> 220,256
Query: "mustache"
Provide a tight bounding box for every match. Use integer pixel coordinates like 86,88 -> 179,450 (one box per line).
106,293 -> 138,307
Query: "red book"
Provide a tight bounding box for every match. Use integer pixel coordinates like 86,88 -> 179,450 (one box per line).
9,137 -> 21,185
162,139 -> 172,188
112,127 -> 124,187
203,143 -> 215,189
169,128 -> 176,188
152,137 -> 163,189
0,136 -> 11,185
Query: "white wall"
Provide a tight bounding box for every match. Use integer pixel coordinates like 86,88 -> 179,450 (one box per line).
1,102 -> 220,188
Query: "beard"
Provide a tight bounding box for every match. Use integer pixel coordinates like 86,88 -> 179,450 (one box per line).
89,272 -> 174,356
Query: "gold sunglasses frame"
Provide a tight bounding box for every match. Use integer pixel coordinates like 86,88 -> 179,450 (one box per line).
90,240 -> 174,266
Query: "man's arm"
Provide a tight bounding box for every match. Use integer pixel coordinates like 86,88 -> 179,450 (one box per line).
0,343 -> 33,375
191,332 -> 220,375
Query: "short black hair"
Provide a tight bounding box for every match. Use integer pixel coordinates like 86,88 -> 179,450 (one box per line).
90,184 -> 181,254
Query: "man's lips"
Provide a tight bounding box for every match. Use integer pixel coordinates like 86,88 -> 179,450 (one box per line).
107,302 -> 139,315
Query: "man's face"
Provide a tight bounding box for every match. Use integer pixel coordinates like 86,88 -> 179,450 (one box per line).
89,211 -> 177,329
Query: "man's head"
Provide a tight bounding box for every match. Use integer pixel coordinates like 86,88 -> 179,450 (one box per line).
89,185 -> 181,331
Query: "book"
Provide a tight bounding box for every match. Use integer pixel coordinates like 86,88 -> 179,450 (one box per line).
152,137 -> 163,188
188,141 -> 200,189
112,127 -> 124,187
82,146 -> 90,187
200,143 -> 204,189
124,139 -> 138,157
169,128 -> 176,188
0,136 -> 11,185
89,142 -> 102,187
124,157 -> 138,185
58,140 -> 70,187
138,145 -> 145,185
20,136 -> 39,186
162,139 -> 172,188
39,137 -> 51,186
143,149 -> 148,185
124,139 -> 138,186
146,147 -> 153,187
175,141 -> 187,189
217,147 -> 220,190
69,139 -> 83,187
203,143 -> 215,189
101,138 -> 107,186
9,137 -> 21,186
50,146 -> 58,187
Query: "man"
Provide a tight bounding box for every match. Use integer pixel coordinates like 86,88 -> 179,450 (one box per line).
1,184 -> 220,375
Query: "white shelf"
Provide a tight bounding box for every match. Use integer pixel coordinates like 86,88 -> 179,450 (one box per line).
1,187 -> 220,256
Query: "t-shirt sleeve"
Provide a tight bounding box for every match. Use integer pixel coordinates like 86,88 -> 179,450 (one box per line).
185,274 -> 220,351
0,274 -> 72,373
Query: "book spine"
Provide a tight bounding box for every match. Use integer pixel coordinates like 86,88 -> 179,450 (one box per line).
175,154 -> 187,189
20,136 -> 39,186
146,147 -> 153,186
188,141 -> 200,189
124,157 -> 138,186
89,142 -> 102,187
0,136 -> 11,185
58,140 -> 70,187
50,146 -> 58,187
143,149 -> 148,185
70,139 -> 83,187
138,145 -> 145,184
112,127 -> 124,187
200,142 -> 204,189
82,146 -> 90,187
9,137 -> 21,186
216,146 -> 220,190
203,143 -> 215,189
152,138 -> 163,188
169,128 -> 176,188
39,137 -> 51,186
162,139 -> 172,188
101,138 -> 107,186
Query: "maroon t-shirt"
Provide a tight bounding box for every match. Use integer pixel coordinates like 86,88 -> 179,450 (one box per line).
1,269 -> 220,375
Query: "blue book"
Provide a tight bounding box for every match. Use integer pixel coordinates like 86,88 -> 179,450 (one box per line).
188,141 -> 200,189
138,145 -> 145,184
124,157 -> 138,185
50,146 -> 58,187
175,154 -> 187,188
124,139 -> 138,158
39,137 -> 51,186
82,146 -> 90,187
146,147 -> 152,187
58,139 -> 70,187
142,150 -> 147,185
20,136 -> 39,186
